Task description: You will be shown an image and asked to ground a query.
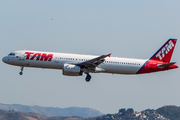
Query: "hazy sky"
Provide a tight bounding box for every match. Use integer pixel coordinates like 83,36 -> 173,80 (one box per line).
1,0 -> 180,114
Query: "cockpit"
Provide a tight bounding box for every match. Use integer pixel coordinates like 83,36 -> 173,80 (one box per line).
8,52 -> 15,56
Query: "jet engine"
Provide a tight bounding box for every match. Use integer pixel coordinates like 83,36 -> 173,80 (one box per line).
62,64 -> 83,76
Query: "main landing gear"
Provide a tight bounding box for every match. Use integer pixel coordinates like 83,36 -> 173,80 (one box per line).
85,73 -> 91,82
19,67 -> 24,75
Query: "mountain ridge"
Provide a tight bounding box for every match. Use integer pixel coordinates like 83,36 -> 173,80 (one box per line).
0,103 -> 103,118
0,105 -> 180,120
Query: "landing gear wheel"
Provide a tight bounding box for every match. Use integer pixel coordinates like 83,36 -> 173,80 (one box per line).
85,74 -> 91,82
19,72 -> 23,75
19,67 -> 24,75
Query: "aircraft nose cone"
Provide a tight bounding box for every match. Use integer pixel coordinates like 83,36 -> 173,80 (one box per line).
2,56 -> 14,65
2,57 -> 6,63
2,56 -> 8,63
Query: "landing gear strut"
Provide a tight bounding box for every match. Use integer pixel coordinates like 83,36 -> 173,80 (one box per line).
19,67 -> 24,75
85,73 -> 91,82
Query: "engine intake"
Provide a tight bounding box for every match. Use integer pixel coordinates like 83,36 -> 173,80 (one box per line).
63,64 -> 82,76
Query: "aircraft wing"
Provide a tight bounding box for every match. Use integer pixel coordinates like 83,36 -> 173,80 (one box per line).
77,53 -> 111,67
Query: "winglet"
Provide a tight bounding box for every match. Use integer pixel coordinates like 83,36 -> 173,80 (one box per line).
107,53 -> 111,57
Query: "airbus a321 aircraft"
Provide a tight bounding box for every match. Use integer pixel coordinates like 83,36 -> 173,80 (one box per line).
2,39 -> 178,82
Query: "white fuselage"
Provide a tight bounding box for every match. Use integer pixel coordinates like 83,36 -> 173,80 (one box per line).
3,50 -> 147,75
2,39 -> 178,82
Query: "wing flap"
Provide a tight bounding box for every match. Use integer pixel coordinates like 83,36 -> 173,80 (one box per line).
77,53 -> 111,67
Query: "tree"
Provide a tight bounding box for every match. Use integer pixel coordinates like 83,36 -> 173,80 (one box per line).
126,108 -> 134,115
119,108 -> 126,115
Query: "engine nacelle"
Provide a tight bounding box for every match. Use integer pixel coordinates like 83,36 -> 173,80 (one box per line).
62,64 -> 83,76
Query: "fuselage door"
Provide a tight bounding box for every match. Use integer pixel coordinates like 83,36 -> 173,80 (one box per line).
15,51 -> 29,66
18,52 -> 26,60
145,62 -> 149,70
54,56 -> 59,63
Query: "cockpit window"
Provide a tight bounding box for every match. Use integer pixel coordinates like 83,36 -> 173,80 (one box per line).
8,52 -> 15,56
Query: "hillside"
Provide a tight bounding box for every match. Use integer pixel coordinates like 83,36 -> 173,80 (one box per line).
87,108 -> 169,120
156,105 -> 180,120
0,108 -> 169,120
87,105 -> 180,120
0,103 -> 103,118
0,109 -> 83,120
1,104 -> 180,120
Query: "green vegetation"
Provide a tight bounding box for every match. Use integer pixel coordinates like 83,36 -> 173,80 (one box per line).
156,105 -> 180,120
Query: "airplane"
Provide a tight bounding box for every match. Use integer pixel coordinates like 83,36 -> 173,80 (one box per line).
2,38 -> 178,82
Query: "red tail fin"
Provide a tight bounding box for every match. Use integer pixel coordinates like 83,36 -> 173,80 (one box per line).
150,38 -> 177,62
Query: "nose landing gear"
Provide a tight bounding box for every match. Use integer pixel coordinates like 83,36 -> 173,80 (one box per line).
19,67 -> 24,75
85,73 -> 91,82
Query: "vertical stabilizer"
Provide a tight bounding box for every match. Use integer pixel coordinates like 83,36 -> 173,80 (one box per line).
150,39 -> 177,62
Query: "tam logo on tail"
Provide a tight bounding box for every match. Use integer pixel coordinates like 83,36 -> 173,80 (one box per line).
156,40 -> 174,60
150,39 -> 177,62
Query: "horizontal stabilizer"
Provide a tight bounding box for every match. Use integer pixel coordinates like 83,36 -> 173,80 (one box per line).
157,62 -> 176,68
